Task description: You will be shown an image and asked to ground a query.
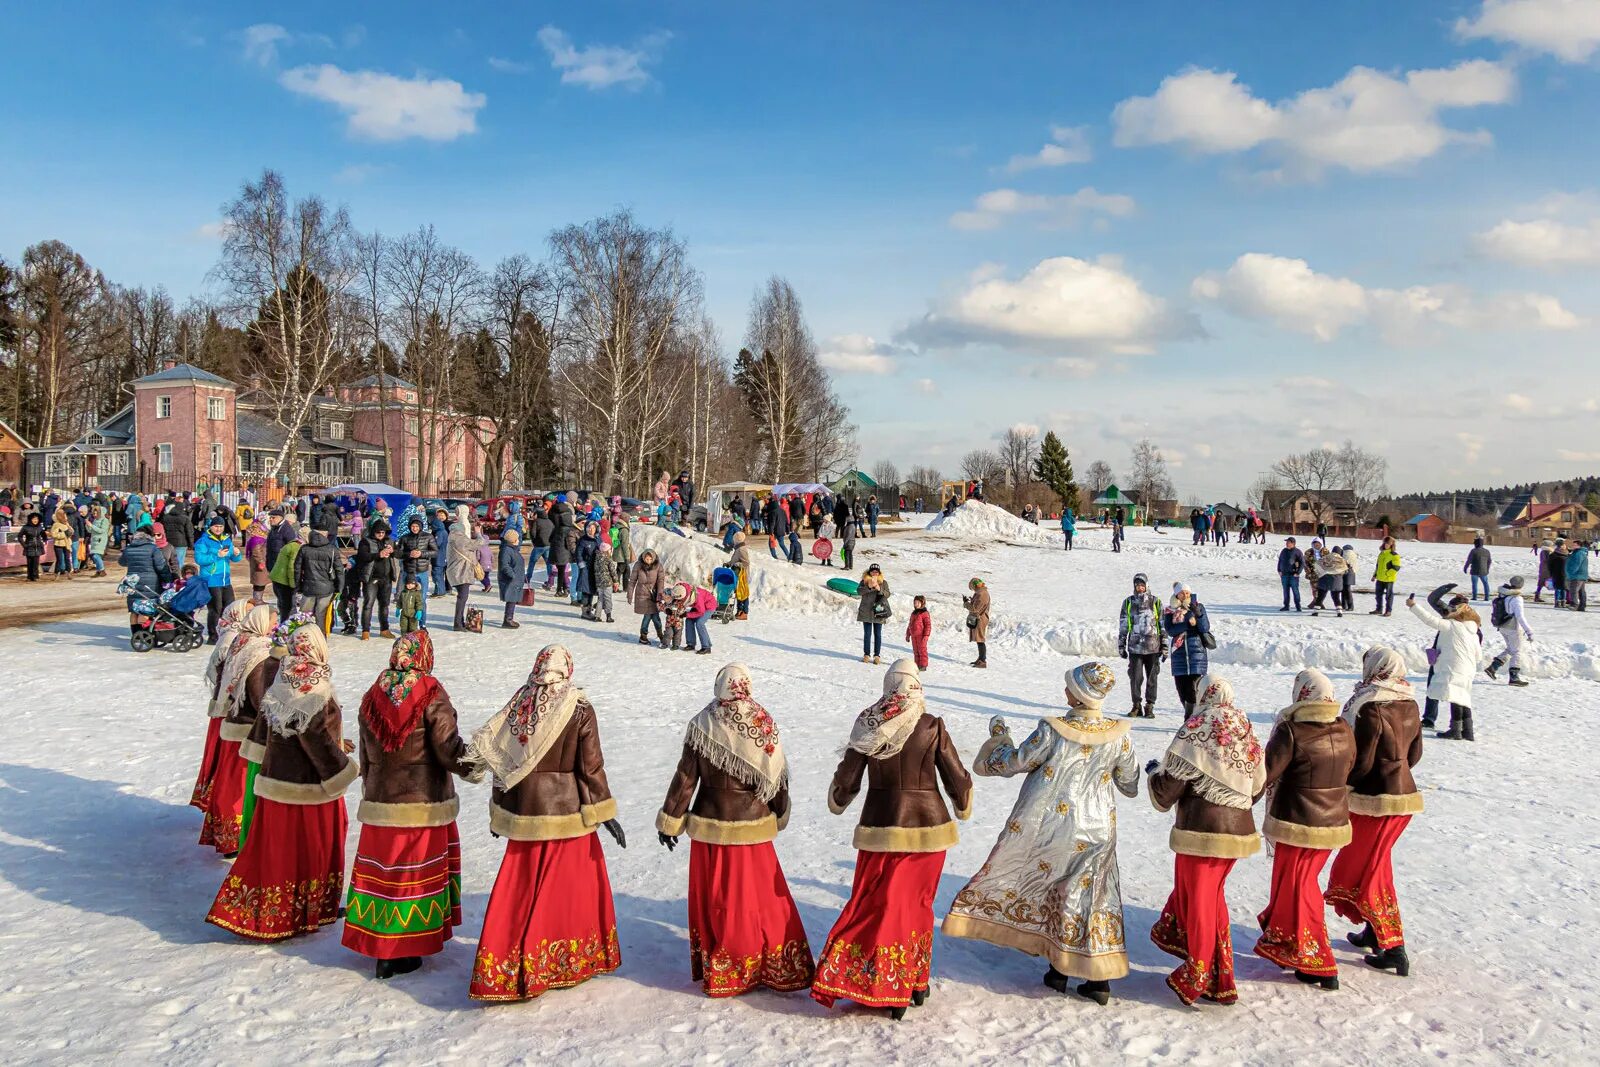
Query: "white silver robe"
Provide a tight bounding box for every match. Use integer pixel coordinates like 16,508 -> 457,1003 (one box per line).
942,713 -> 1139,980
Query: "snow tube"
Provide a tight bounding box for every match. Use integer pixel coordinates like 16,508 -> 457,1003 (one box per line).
826,577 -> 860,597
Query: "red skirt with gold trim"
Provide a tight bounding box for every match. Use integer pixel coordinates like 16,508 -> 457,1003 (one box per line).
1254,843 -> 1336,976
1151,854 -> 1238,1005
342,823 -> 462,960
469,832 -> 620,1002
190,717 -> 223,811
199,740 -> 247,855
205,796 -> 347,942
812,850 -> 942,1009
688,840 -> 814,998
1325,813 -> 1411,950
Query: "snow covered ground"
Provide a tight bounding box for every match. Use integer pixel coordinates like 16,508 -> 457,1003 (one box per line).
1,518 -> 1596,1064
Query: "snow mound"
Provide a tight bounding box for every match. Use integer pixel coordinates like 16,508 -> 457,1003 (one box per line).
631,524 -> 870,618
925,500 -> 1055,546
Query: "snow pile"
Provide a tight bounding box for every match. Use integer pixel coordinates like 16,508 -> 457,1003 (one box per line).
925,499 -> 1055,546
631,524 -> 867,618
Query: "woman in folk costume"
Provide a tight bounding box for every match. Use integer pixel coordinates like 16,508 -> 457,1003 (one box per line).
193,600 -> 249,812
1325,647 -> 1423,978
207,620 -> 356,941
812,659 -> 973,1019
655,664 -> 815,998
466,644 -> 625,1002
1254,667 -> 1356,990
343,630 -> 481,979
200,603 -> 279,856
1146,674 -> 1266,1006
943,662 -> 1139,1006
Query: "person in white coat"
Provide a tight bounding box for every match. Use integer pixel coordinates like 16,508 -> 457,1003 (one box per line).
1407,585 -> 1481,741
1485,576 -> 1533,688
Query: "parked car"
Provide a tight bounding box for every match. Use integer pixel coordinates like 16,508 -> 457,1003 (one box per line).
475,492 -> 547,538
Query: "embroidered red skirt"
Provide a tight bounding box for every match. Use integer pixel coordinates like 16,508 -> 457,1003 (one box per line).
199,741 -> 247,855
812,850 -> 942,1009
1151,854 -> 1238,1005
190,717 -> 223,811
1254,844 -> 1336,976
206,796 -> 348,941
688,840 -> 814,998
343,823 -> 463,960
1325,814 -> 1411,950
469,832 -> 621,1002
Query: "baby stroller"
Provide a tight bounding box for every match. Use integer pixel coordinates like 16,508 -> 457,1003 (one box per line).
118,575 -> 208,653
712,567 -> 739,623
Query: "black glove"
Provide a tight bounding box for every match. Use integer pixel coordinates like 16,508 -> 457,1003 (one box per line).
603,819 -> 627,849
1144,759 -> 1160,775
657,831 -> 678,851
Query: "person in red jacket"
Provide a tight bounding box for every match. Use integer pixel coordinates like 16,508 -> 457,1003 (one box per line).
682,581 -> 717,656
906,595 -> 932,671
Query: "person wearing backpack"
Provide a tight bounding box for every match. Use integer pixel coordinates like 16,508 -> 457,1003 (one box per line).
1118,573 -> 1167,717
1485,576 -> 1533,687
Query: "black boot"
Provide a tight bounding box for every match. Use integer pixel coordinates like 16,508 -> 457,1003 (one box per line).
889,1006 -> 907,1021
1508,669 -> 1528,688
1435,706 -> 1461,739
1075,979 -> 1112,1005
1043,966 -> 1070,994
911,987 -> 929,1007
1294,970 -> 1339,991
375,956 -> 423,980
1364,945 -> 1411,977
1347,924 -> 1378,952
1461,708 -> 1475,741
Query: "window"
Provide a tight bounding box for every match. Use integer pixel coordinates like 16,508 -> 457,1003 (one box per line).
156,444 -> 173,473
102,451 -> 129,476
207,396 -> 226,420
328,421 -> 345,440
454,461 -> 464,483
156,395 -> 172,419
407,457 -> 419,484
360,459 -> 378,481
1298,500 -> 1309,511
45,454 -> 66,478
320,457 -> 345,478
404,416 -> 419,436
210,442 -> 224,472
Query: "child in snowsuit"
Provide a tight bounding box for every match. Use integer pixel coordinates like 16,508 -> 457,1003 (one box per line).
337,554 -> 360,635
399,577 -> 423,634
906,595 -> 932,671
841,520 -> 857,571
663,583 -> 688,650
595,541 -> 619,623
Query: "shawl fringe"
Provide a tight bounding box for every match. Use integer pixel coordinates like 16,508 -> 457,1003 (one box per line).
686,718 -> 786,804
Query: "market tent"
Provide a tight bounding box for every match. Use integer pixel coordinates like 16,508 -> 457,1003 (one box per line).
706,481 -> 771,525
326,482 -> 413,516
771,482 -> 829,497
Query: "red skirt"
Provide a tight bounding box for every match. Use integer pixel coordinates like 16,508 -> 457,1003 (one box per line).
206,796 -> 348,942
1254,844 -> 1336,976
342,823 -> 463,960
688,840 -> 815,998
469,833 -> 621,1002
190,717 -> 223,811
812,850 -> 941,1009
199,740 -> 247,855
1150,854 -> 1238,1005
1326,814 -> 1411,950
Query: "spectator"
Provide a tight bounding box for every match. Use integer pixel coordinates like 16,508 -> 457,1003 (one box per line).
1566,539 -> 1590,612
1463,538 -> 1492,602
867,495 -> 881,537
1060,508 -> 1075,551
857,564 -> 891,664
268,523 -> 304,621
1162,582 -> 1211,715
631,548 -> 667,647
294,527 -> 341,634
355,521 -> 399,640
497,528 -> 526,629
445,506 -> 479,631
87,504 -> 111,577
963,577 -> 990,670
1485,576 -> 1533,687
430,507 -> 451,597
192,516 -> 243,642
1277,537 -> 1305,613
1371,537 -> 1401,616
1118,573 -> 1166,717
1409,586 -> 1481,741
18,512 -> 46,581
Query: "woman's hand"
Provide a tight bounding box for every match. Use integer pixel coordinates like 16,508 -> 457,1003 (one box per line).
657,831 -> 678,851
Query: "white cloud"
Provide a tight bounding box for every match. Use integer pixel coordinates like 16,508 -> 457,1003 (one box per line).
537,25 -> 669,90
279,65 -> 486,142
1505,392 -> 1536,412
1475,217 -> 1600,268
487,56 -> 532,74
912,378 -> 939,395
332,162 -> 384,184
1193,252 -> 1582,343
1458,432 -> 1485,463
1456,0 -> 1600,62
900,256 -> 1199,354
1558,448 -> 1600,462
190,220 -> 232,242
1008,422 -> 1042,439
1112,60 -> 1514,178
1024,357 -> 1100,379
240,23 -> 291,66
1276,375 -> 1339,391
1003,125 -> 1092,172
949,187 -> 1136,231
818,334 -> 908,375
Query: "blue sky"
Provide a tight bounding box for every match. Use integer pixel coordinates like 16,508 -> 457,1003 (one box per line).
4,2 -> 1599,498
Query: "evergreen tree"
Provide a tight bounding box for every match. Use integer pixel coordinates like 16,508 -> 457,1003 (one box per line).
1033,431 -> 1078,511
1586,491 -> 1600,511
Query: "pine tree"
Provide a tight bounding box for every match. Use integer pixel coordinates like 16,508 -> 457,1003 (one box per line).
1586,491 -> 1600,511
1034,431 -> 1078,511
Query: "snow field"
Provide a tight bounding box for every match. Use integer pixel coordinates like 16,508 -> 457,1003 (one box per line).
0,522 -> 1595,1064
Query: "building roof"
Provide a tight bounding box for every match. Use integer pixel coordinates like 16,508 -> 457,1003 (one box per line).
1403,512 -> 1441,527
1518,502 -> 1573,526
0,417 -> 31,450
132,361 -> 235,387
346,373 -> 417,390
310,436 -> 385,454
1263,488 -> 1358,510
236,411 -> 289,451
1497,491 -> 1535,528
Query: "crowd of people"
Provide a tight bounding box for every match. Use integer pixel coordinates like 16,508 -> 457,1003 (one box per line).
186,607 -> 1428,1015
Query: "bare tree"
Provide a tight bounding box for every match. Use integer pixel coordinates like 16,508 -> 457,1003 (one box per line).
1128,439 -> 1173,515
998,425 -> 1038,492
1246,471 -> 1284,513
1334,439 -> 1388,524
352,231 -> 397,480
905,465 -> 943,505
871,460 -> 900,489
961,448 -> 1005,488
213,170 -> 358,481
15,240 -> 114,446
550,210 -> 701,493
735,277 -> 823,481
1084,459 -> 1114,499
1270,448 -> 1343,528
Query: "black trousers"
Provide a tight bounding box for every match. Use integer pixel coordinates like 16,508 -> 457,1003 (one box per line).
25,556 -> 41,580
1175,674 -> 1201,715
362,582 -> 393,633
273,581 -> 296,621
206,586 -> 235,642
1127,653 -> 1160,707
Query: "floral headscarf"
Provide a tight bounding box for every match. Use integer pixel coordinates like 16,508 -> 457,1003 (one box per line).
1161,674 -> 1264,809
1341,646 -> 1414,727
261,624 -> 336,737
685,664 -> 786,804
469,644 -> 583,790
847,658 -> 925,758
203,599 -> 249,697
218,603 -> 279,719
363,630 -> 439,752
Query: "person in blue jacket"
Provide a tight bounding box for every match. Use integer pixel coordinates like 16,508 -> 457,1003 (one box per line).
117,515 -> 173,629
1162,581 -> 1211,715
192,515 -> 243,643
1566,539 -> 1590,612
429,507 -> 451,597
1060,508 -> 1076,551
